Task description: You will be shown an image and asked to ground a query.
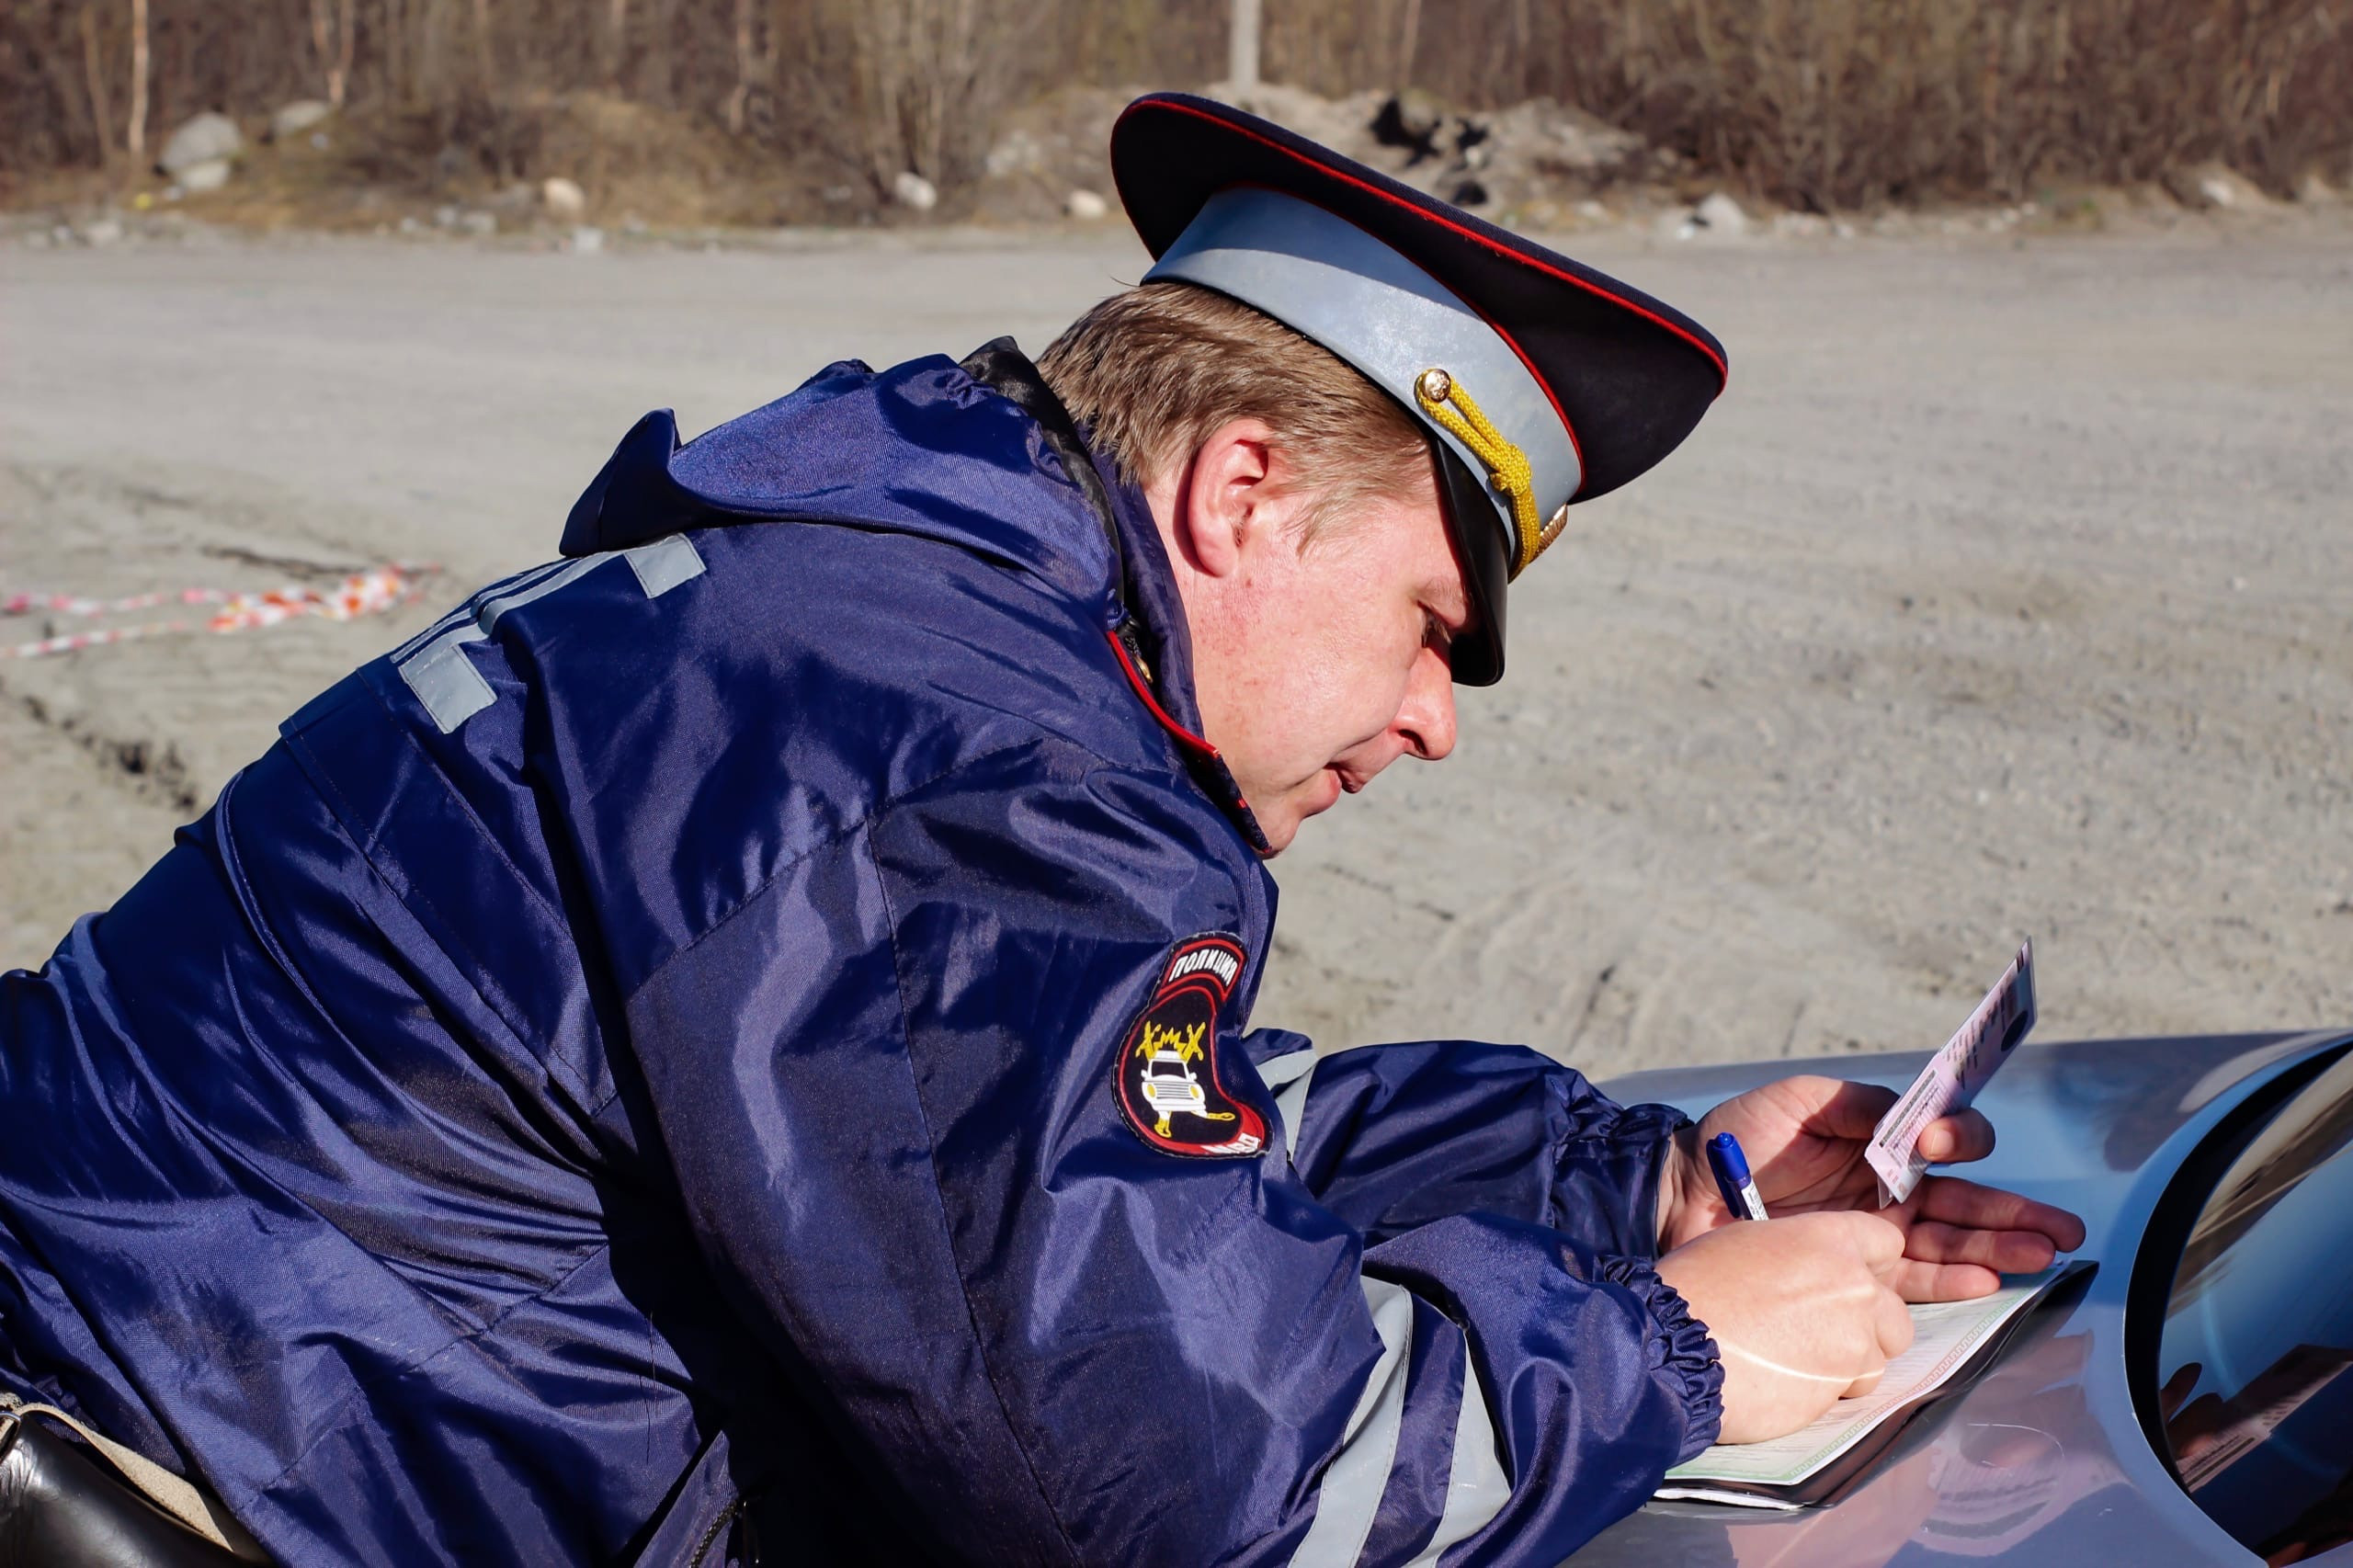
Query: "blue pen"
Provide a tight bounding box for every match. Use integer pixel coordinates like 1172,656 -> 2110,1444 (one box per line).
1708,1131 -> 1769,1221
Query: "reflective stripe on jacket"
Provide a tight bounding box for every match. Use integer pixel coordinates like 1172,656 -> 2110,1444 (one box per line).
0,348 -> 1721,1566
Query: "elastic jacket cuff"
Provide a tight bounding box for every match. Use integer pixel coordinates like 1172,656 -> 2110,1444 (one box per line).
1550,1098 -> 1690,1261
1597,1255 -> 1724,1462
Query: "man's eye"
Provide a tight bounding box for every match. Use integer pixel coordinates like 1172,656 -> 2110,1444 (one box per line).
1423,611 -> 1452,652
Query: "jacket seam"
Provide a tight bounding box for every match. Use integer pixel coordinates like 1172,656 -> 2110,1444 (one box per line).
284,707 -> 606,1116
621,729 -> 1164,1012
243,1240 -> 620,1507
858,817 -> 1086,1565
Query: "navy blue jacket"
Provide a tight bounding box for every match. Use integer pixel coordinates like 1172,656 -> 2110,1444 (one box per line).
0,350 -> 1721,1566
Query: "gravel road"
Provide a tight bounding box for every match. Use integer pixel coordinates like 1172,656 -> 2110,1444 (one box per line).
5,219 -> 2347,1074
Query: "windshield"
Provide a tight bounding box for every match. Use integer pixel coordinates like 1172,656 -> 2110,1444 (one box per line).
2153,1044 -> 2353,1560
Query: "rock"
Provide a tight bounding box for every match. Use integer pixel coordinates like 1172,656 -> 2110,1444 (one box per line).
177,158 -> 233,194
1370,88 -> 1448,159
541,176 -> 586,220
984,129 -> 1046,179
2164,161 -> 2267,211
1693,191 -> 1750,236
157,111 -> 242,176
269,100 -> 331,140
80,217 -> 124,247
570,225 -> 606,254
2294,170 -> 2337,205
1063,188 -> 1108,222
458,210 -> 497,238
309,131 -> 331,152
434,204 -> 460,229
1477,99 -> 1646,178
892,171 -> 938,212
2200,168 -> 2265,209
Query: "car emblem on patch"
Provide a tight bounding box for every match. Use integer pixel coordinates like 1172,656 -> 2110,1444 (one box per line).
1112,935 -> 1267,1158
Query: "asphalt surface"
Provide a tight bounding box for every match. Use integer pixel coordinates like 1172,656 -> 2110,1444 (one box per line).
4,216 -> 2347,1073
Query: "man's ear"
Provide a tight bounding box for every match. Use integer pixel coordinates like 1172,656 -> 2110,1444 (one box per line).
1169,418 -> 1278,580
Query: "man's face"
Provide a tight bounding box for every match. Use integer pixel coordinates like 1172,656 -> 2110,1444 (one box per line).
1152,421 -> 1471,854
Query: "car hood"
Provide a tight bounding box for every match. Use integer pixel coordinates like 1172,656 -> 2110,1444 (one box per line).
1574,1026 -> 2353,1567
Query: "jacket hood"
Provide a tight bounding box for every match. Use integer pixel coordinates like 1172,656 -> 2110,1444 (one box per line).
560,355 -> 1121,621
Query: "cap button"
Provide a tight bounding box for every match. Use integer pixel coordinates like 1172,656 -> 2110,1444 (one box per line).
1416,368 -> 1452,403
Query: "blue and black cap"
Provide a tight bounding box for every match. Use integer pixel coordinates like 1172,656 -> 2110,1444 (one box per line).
1110,92 -> 1728,686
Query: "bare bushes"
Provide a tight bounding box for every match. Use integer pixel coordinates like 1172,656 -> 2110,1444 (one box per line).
778,0 -> 1050,199
1267,0 -> 2353,207
1563,0 -> 2353,207
6,0 -> 2347,210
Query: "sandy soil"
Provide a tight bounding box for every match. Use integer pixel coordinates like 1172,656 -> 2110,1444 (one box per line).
4,219 -> 2347,1075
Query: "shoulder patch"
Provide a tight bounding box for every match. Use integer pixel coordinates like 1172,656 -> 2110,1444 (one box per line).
1112,935 -> 1267,1158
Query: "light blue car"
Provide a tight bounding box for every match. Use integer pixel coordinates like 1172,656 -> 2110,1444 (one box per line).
1579,1026 -> 2353,1566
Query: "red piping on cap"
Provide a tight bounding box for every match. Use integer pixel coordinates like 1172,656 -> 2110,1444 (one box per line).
1120,97 -> 1731,390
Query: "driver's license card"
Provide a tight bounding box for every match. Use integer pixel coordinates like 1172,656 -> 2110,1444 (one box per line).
1866,940 -> 2037,1207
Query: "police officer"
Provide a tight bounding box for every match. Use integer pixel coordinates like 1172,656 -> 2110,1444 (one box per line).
0,96 -> 2081,1565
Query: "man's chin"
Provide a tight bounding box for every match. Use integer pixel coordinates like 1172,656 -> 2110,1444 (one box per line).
1255,772 -> 1344,858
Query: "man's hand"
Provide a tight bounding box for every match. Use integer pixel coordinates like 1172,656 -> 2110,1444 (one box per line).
1654,1075 -> 2086,1302
1655,1210 -> 1915,1443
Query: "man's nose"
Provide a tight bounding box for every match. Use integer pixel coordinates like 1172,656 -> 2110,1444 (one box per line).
1396,645 -> 1459,761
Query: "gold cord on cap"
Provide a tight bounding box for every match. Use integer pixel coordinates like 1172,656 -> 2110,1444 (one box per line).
1415,368 -> 1553,577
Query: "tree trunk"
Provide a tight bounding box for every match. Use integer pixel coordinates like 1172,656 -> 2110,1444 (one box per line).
127,0 -> 148,162
334,0 -> 355,108
309,0 -> 356,108
78,4 -> 115,172
472,0 -> 495,92
727,0 -> 753,132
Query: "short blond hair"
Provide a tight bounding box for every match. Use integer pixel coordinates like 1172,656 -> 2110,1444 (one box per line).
1036,281 -> 1429,543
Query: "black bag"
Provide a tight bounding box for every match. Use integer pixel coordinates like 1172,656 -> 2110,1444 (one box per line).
0,1409 -> 268,1567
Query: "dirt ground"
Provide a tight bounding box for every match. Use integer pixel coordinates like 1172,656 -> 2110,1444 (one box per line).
4,217 -> 2347,1076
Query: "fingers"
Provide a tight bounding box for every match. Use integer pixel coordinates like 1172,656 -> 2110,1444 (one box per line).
1836,1210 -> 1909,1272
1874,1285 -> 1915,1359
1915,1109 -> 1995,1165
1891,1257 -> 2003,1303
1902,1217 -> 2062,1276
2158,1362 -> 2203,1424
1842,1370 -> 1885,1400
1913,1177 -> 2089,1252
1792,1077 -> 1898,1141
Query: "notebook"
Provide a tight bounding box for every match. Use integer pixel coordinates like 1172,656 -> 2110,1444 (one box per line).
1653,1262 -> 2090,1510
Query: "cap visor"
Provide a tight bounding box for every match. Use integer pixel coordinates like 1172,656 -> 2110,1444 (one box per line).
1432,436 -> 1507,686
